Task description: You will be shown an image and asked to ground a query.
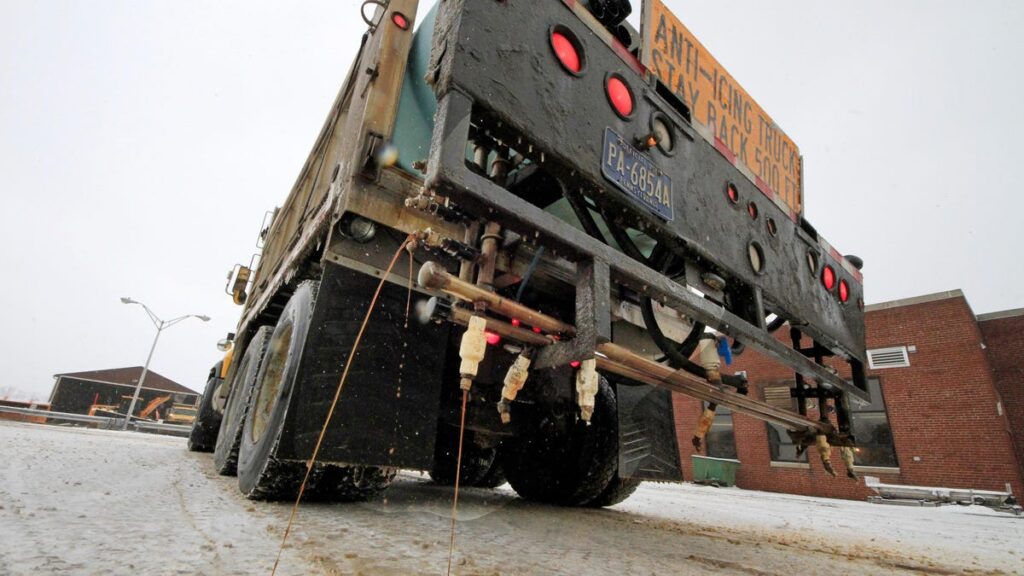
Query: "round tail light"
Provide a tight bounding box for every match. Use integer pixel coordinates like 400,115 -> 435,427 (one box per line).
838,279 -> 850,303
391,12 -> 410,30
551,31 -> 582,74
822,265 -> 836,291
606,75 -> 633,118
726,182 -> 739,204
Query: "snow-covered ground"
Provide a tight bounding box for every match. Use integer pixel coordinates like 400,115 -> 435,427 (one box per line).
1,420 -> 1020,575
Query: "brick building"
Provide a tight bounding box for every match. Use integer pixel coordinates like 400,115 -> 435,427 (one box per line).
672,290 -> 1024,500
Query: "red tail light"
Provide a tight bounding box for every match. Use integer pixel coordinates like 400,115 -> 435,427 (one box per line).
570,360 -> 581,368
606,76 -> 633,118
485,331 -> 501,346
822,265 -> 836,291
551,31 -> 581,74
511,318 -> 521,327
838,279 -> 850,303
391,12 -> 410,30
726,182 -> 739,204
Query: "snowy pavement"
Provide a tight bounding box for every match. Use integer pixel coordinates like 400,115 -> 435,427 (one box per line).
1,420 -> 1020,575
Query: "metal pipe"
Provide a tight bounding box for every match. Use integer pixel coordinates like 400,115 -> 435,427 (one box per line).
458,221 -> 481,283
424,266 -> 829,435
418,261 -> 575,337
450,308 -> 552,346
594,342 -> 829,433
476,221 -> 502,294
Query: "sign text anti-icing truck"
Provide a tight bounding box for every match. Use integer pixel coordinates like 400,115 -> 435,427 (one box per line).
188,0 -> 870,506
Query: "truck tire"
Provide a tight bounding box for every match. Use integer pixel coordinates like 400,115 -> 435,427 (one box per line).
236,281 -> 319,500
428,425 -> 498,487
586,474 -> 641,508
309,463 -> 396,502
502,378 -> 618,506
473,458 -> 507,489
187,363 -> 224,452
213,326 -> 273,476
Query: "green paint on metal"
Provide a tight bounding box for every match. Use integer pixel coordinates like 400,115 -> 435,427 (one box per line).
392,4 -> 438,175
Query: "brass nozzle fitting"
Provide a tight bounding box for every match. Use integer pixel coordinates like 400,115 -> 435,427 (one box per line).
692,404 -> 717,452
458,315 -> 488,391
815,434 -> 837,477
575,358 -> 599,423
697,337 -> 722,384
840,446 -> 858,480
498,349 -> 533,424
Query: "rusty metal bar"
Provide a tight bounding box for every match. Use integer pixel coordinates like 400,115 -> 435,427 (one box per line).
450,307 -> 552,346
594,343 -> 829,433
418,261 -> 576,337
421,259 -> 831,434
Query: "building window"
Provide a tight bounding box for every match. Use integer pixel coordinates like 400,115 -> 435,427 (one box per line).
704,403 -> 737,460
763,385 -> 808,463
766,422 -> 808,463
850,377 -> 899,468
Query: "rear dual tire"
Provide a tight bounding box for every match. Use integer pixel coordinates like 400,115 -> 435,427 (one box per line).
502,378 -> 617,506
235,281 -> 394,501
429,426 -> 506,488
503,378 -> 639,507
187,364 -> 224,452
213,326 -> 273,476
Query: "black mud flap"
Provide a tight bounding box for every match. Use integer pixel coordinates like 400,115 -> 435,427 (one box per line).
616,383 -> 683,482
276,262 -> 450,470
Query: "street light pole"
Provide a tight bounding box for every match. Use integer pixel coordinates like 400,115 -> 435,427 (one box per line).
120,297 -> 209,430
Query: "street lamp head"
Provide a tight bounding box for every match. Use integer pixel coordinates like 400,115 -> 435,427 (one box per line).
197,315 -> 211,322
120,297 -> 135,305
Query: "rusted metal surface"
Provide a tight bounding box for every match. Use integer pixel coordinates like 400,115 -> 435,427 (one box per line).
418,261 -> 576,337
594,344 -> 830,435
237,0 -> 422,341
423,0 -> 867,399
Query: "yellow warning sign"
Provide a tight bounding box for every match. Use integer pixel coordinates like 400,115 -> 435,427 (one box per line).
642,0 -> 802,214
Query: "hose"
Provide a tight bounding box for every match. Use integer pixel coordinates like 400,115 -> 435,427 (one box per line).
600,207 -> 651,264
563,189 -> 608,245
515,246 -> 545,302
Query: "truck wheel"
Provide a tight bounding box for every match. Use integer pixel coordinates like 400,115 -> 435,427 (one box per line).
236,281 -> 319,500
586,474 -> 641,508
187,363 -> 224,452
502,378 -> 618,506
473,458 -> 507,489
428,425 -> 498,487
213,326 -> 273,476
309,463 -> 396,502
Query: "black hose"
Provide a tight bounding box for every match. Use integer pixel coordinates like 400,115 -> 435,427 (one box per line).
563,189 -> 608,245
639,295 -> 746,388
585,208 -> 745,387
515,246 -> 545,302
600,207 -> 650,264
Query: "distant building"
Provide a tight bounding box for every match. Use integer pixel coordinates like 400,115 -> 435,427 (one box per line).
0,399 -> 51,423
48,367 -> 199,418
673,290 -> 1024,500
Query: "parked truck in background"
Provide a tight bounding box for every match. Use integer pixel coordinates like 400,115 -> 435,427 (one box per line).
188,0 -> 870,506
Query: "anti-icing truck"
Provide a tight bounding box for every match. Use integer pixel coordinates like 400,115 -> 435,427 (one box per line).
188,0 -> 870,507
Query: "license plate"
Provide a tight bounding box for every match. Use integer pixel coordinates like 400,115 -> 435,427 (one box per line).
600,127 -> 673,221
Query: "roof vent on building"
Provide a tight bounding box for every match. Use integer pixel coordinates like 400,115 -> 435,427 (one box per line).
867,346 -> 910,369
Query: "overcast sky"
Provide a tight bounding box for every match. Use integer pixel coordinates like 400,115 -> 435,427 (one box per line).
2,0 -> 1022,401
